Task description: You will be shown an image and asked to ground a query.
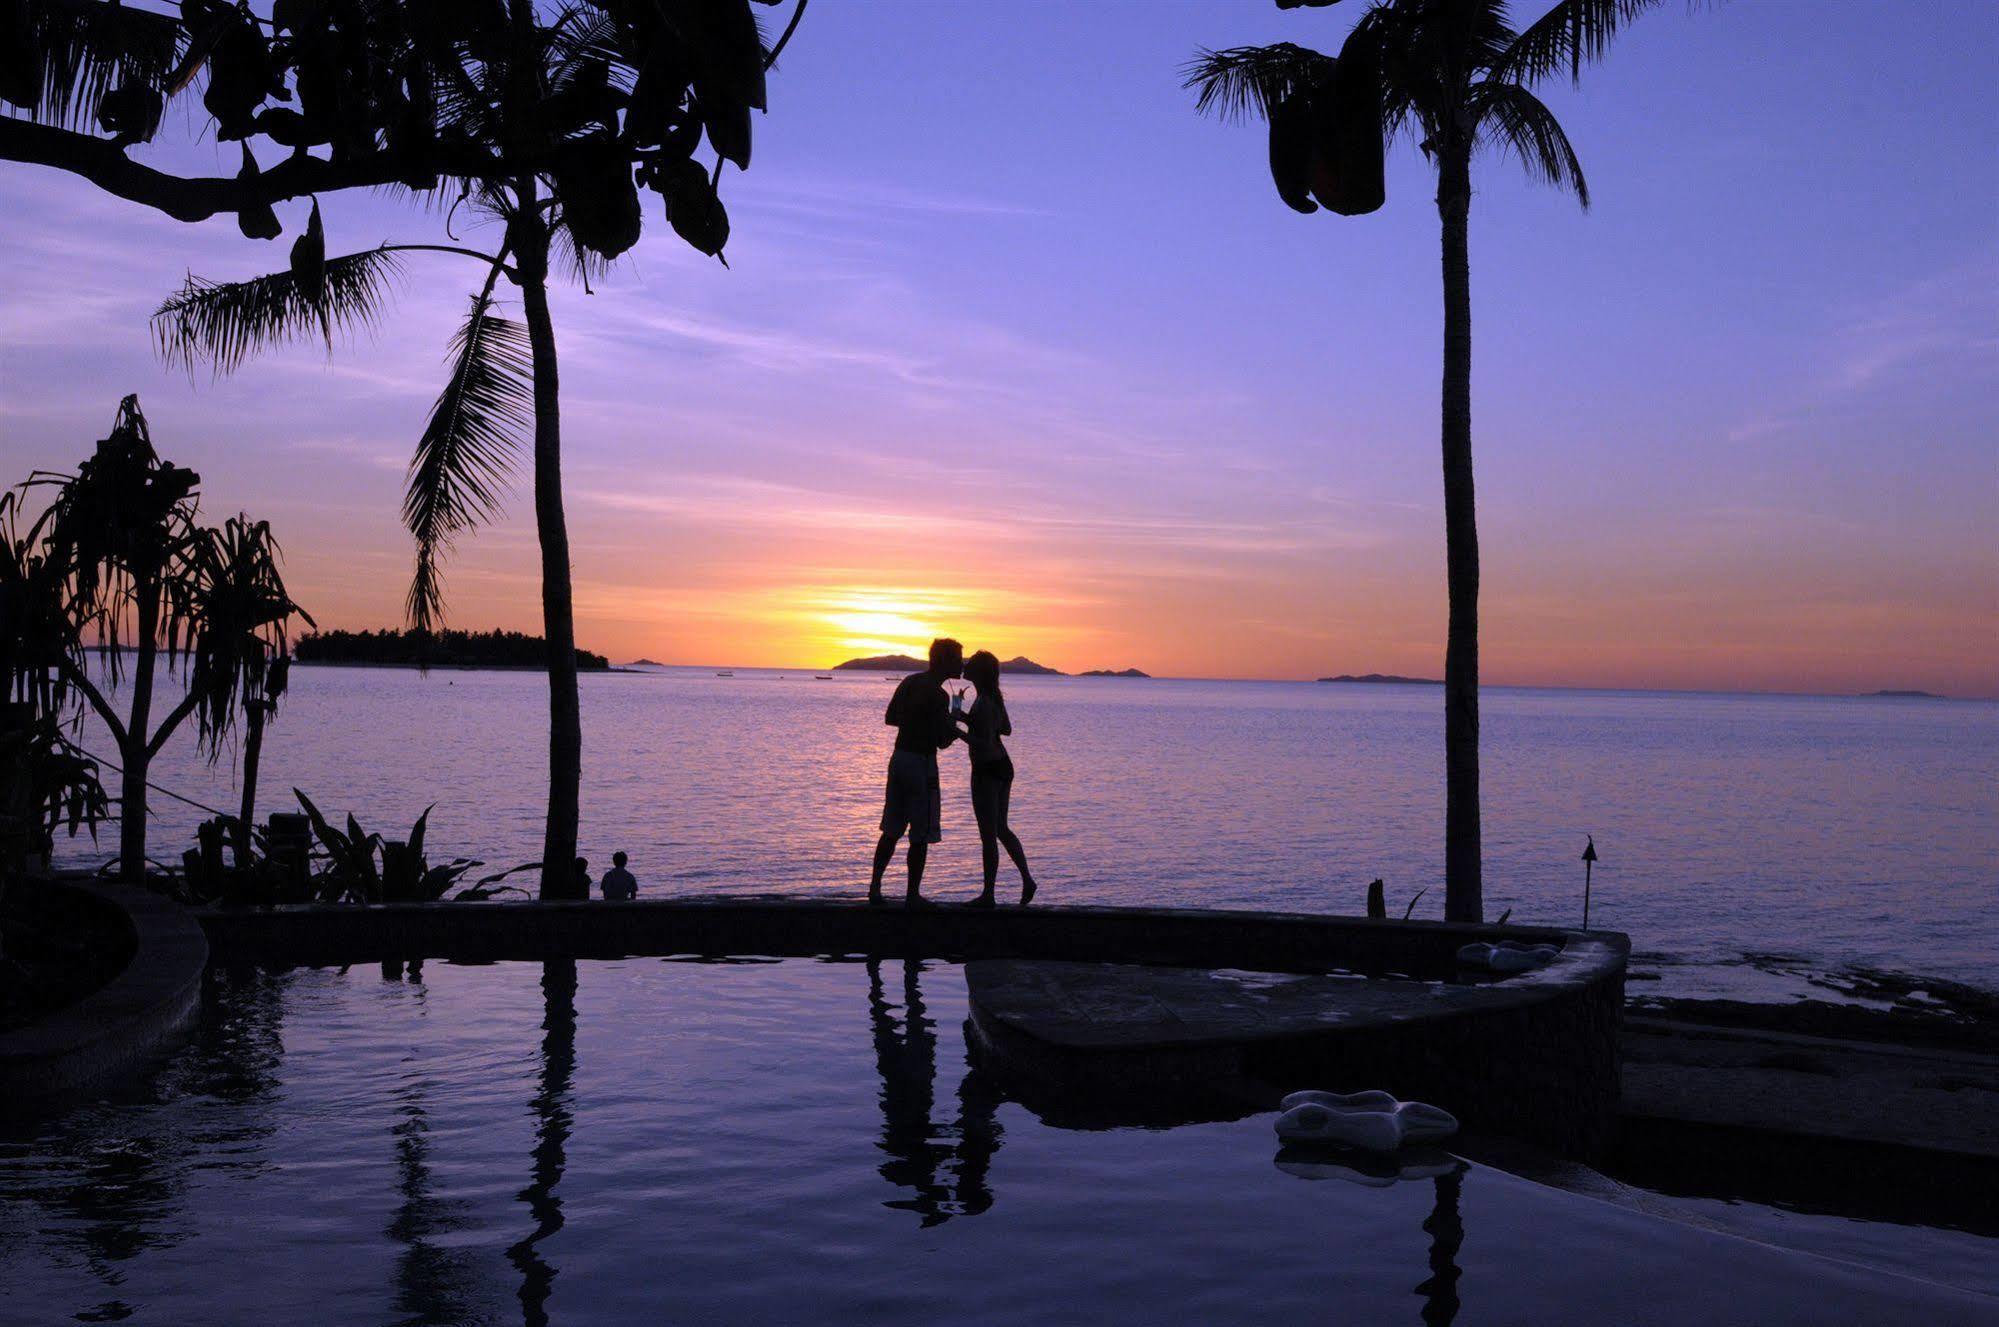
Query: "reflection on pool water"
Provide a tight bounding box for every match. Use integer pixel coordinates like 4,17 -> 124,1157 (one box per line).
1,960 -> 1991,1326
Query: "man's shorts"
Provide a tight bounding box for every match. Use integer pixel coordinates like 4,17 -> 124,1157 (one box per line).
880,749 -> 942,845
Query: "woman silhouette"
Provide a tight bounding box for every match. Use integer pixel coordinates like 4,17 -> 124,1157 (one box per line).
960,650 -> 1038,907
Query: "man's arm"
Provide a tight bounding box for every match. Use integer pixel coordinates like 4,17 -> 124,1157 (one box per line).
931,690 -> 960,750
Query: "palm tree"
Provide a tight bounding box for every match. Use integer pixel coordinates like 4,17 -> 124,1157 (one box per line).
149,0 -> 808,898
1187,0 -> 1674,922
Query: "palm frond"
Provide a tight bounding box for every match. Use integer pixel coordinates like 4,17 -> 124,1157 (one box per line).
1471,80 -> 1589,205
550,216 -> 617,287
546,4 -> 629,88
1182,42 -> 1336,124
152,247 -> 406,377
1497,0 -> 1669,86
7,0 -> 183,130
403,288 -> 533,633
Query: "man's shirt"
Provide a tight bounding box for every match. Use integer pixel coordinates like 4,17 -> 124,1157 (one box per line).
885,671 -> 955,754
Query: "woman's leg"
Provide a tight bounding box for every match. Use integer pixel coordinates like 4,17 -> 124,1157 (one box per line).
992,769 -> 1035,902
971,772 -> 999,902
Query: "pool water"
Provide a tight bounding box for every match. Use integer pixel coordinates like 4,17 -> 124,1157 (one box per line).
2,960 -> 1991,1326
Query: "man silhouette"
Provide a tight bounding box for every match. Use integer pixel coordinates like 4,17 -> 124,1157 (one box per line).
870,638 -> 963,906
601,851 -> 637,900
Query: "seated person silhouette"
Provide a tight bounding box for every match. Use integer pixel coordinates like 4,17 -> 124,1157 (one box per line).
601,851 -> 637,901
870,638 -> 963,907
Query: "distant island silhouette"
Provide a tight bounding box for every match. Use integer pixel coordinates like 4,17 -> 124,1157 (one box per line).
625,658 -> 666,667
1869,689 -> 1945,699
833,654 -> 1148,677
1318,673 -> 1444,686
834,654 -> 927,672
837,653 -> 1062,674
297,628 -> 610,671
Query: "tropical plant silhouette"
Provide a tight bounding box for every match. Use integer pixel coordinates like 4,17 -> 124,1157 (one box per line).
185,515 -> 314,867
17,397 -> 308,881
1188,0 -> 1679,921
1,488 -> 111,887
134,0 -> 808,897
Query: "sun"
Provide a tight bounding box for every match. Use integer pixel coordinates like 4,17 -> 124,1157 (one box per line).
810,588 -> 971,657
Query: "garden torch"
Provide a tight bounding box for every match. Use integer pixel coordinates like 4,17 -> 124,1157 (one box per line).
1581,835 -> 1598,930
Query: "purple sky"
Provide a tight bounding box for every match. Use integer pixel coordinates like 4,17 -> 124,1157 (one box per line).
2,1 -> 1994,694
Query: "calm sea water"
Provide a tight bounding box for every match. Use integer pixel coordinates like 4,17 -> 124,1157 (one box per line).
4,960 -> 1993,1325
56,667 -> 1999,995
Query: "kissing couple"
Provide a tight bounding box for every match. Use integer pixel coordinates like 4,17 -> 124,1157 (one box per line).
869,637 -> 1039,908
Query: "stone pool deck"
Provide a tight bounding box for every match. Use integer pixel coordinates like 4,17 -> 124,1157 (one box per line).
962,954 -> 1623,1156
1609,1014 -> 1999,1231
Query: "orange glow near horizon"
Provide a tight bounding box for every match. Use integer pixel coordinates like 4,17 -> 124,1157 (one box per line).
282,533 -> 1996,697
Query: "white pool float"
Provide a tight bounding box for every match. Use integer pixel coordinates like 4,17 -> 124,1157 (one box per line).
1281,1089 -> 1397,1113
1455,940 -> 1559,973
1272,1091 -> 1459,1152
1275,1147 -> 1461,1186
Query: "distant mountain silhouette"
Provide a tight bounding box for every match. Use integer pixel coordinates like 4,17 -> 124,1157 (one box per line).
1079,668 -> 1151,678
835,653 -> 1069,675
835,653 -> 928,672
1318,673 -> 1443,686
625,658 -> 666,667
1000,656 -> 1062,675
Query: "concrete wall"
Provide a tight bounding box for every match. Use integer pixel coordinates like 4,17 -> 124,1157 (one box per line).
1,881 -> 207,1115
196,896 -> 1596,974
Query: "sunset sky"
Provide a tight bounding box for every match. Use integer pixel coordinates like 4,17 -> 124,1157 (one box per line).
2,0 -> 1994,696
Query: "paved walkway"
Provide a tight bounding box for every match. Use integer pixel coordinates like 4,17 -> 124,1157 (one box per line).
1623,1015 -> 1999,1160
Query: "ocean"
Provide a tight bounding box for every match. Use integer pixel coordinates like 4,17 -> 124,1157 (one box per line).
53,666 -> 1999,998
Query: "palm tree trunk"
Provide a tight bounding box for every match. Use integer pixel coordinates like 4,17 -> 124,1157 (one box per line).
235,702 -> 265,869
516,227 -> 582,902
1437,145 -> 1482,923
118,580 -> 160,882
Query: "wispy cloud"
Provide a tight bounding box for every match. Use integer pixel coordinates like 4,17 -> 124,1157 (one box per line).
1831,256 -> 1999,391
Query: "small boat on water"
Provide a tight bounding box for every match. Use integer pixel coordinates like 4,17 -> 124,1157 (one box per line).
715,670 -> 734,677
814,674 -> 834,680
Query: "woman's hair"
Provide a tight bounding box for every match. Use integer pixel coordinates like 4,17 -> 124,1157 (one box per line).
964,649 -> 1002,699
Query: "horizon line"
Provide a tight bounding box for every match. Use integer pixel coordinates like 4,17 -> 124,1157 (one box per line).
620,661 -> 1990,704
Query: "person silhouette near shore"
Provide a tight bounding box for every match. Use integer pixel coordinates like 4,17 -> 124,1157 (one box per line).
870,638 -> 963,907
600,851 -> 637,900
959,650 -> 1037,907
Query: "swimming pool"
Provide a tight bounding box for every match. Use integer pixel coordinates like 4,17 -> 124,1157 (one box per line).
1,959 -> 1988,1325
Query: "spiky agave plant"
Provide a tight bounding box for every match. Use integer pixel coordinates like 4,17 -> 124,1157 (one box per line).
151,0 -> 810,899
1186,0 -> 1682,922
